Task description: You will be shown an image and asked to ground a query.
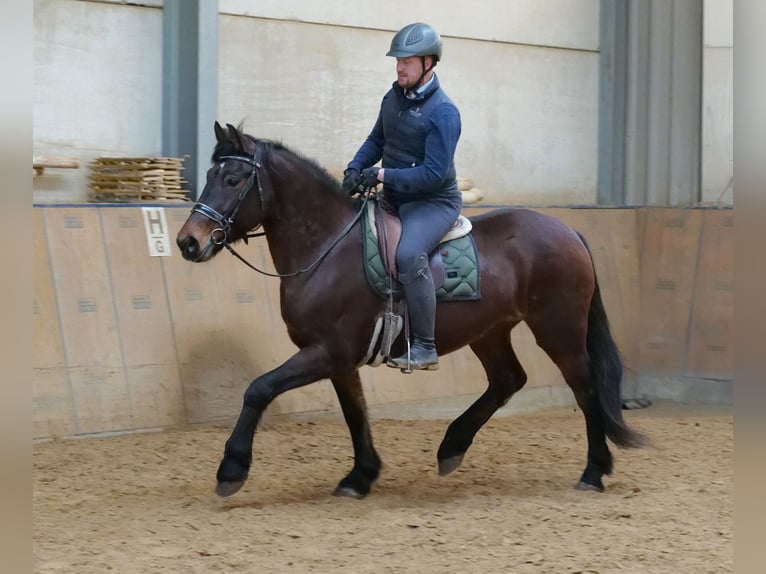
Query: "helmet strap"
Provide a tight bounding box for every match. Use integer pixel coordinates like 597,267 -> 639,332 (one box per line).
408,57 -> 435,96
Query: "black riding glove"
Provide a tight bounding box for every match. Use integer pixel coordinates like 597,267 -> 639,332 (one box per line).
360,167 -> 380,188
342,168 -> 363,195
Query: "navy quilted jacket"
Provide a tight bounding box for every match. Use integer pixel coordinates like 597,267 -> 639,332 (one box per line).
347,74 -> 462,204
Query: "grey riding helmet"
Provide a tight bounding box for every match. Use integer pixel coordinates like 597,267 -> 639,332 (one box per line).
386,22 -> 443,62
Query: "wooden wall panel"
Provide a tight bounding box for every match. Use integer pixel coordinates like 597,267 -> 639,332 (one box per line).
100,208 -> 186,428
356,363 -> 410,409
33,209 -> 66,369
208,237 -> 353,418
438,347 -> 489,398
586,209 -> 641,370
638,209 -> 704,373
162,207 -> 259,424
44,209 -> 123,367
68,366 -> 134,434
44,208 -> 133,434
100,208 -> 178,365
33,210 -> 77,438
213,240 -> 285,373
33,368 -> 76,439
540,208 -> 641,373
685,210 -> 733,378
124,365 -> 185,429
32,205 -> 732,436
363,356 -> 459,406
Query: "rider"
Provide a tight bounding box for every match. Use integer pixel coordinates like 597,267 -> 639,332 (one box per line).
342,22 -> 463,371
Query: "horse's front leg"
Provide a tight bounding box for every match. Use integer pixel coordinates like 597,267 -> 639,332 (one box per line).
331,371 -> 382,499
216,346 -> 332,498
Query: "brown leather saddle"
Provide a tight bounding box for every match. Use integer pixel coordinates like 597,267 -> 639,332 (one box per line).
358,196 -> 477,368
370,198 -> 472,290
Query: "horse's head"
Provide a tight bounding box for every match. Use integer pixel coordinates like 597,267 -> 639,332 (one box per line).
176,121 -> 268,262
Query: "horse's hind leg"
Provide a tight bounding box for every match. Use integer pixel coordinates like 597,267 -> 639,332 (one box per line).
437,325 -> 526,476
331,371 -> 382,498
532,326 -> 613,492
552,352 -> 612,491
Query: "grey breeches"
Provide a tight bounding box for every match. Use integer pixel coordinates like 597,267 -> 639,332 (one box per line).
395,197 -> 462,276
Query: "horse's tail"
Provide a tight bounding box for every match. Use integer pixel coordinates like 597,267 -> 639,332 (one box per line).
576,231 -> 648,449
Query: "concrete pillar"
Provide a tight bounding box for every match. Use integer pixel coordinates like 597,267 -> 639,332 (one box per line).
667,0 -> 703,205
162,0 -> 218,200
599,0 -> 703,206
623,0 -> 650,205
597,0 -> 629,205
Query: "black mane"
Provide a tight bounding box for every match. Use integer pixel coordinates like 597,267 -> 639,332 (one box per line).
211,130 -> 344,197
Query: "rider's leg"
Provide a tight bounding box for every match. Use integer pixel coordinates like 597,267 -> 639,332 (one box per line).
389,252 -> 439,370
388,199 -> 459,371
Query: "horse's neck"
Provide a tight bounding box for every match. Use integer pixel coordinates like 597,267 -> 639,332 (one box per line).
263,184 -> 355,275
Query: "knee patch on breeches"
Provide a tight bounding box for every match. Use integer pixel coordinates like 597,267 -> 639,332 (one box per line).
397,252 -> 430,285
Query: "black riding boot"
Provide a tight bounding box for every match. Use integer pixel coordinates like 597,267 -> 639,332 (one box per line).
388,254 -> 439,372
389,335 -> 438,372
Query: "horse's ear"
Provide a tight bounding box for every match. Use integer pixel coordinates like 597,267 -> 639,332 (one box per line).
214,121 -> 226,144
226,123 -> 247,154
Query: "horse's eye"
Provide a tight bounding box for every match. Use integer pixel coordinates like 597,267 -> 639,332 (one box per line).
226,176 -> 240,187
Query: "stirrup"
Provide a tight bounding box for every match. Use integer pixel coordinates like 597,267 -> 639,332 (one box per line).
387,340 -> 439,374
388,354 -> 439,374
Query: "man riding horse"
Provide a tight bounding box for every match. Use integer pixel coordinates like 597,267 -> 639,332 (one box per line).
342,22 -> 462,372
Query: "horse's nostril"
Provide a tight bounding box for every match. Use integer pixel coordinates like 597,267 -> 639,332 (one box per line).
178,236 -> 199,259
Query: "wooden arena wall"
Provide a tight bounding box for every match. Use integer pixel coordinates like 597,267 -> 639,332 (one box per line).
33,205 -> 732,439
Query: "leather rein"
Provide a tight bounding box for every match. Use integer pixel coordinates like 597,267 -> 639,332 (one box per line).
191,147 -> 369,278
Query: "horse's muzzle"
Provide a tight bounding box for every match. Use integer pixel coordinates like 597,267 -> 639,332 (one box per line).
177,234 -> 200,261
177,234 -> 217,262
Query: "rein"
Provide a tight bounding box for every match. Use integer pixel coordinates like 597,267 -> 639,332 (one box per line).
223,195 -> 369,279
192,147 -> 370,279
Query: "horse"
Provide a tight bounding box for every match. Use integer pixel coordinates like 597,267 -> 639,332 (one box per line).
176,122 -> 647,499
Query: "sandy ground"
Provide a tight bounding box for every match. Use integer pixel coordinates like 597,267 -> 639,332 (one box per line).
33,402 -> 732,574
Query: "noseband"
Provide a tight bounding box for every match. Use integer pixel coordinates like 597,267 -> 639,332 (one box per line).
191,146 -> 265,246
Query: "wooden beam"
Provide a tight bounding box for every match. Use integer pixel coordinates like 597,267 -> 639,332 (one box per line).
33,156 -> 80,177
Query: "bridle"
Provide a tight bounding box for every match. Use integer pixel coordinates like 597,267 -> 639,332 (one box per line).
192,145 -> 266,247
190,143 -> 370,278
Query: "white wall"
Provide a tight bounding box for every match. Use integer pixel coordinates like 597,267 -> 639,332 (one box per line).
219,0 -> 600,50
217,15 -> 599,205
33,0 -> 600,205
702,0 -> 733,204
33,0 -> 732,207
33,0 -> 163,203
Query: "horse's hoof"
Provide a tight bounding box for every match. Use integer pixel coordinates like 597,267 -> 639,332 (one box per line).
333,485 -> 366,499
438,454 -> 464,476
216,480 -> 246,498
575,480 -> 604,493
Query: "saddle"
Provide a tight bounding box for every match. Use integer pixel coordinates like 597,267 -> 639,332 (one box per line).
369,198 -> 473,289
358,195 -> 480,368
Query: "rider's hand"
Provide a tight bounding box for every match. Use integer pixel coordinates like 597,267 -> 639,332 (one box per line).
361,167 -> 381,188
342,168 -> 363,195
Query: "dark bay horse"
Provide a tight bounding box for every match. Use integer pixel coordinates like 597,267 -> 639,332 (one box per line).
176,122 -> 646,499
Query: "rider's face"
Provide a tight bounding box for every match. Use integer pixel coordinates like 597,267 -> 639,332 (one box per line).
395,56 -> 433,90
